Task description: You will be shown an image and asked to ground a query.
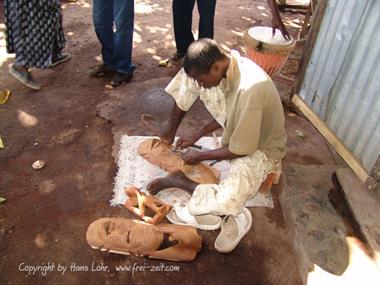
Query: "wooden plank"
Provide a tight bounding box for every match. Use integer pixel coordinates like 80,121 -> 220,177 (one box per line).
292,95 -> 370,183
298,3 -> 312,39
336,168 -> 380,266
278,0 -> 310,9
370,155 -> 380,194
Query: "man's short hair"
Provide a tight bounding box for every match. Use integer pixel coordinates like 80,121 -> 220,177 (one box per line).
183,38 -> 227,75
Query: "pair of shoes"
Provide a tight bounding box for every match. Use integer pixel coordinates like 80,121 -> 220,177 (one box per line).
214,207 -> 252,253
50,53 -> 71,68
170,51 -> 186,62
90,64 -> 115,77
9,64 -> 41,90
166,204 -> 222,230
167,203 -> 252,252
110,72 -> 133,87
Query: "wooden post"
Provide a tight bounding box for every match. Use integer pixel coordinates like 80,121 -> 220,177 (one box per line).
369,155 -> 380,191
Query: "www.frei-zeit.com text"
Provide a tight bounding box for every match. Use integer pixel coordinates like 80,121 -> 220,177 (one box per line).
18,262 -> 180,276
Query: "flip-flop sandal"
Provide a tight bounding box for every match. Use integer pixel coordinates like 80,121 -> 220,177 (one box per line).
90,64 -> 115,77
50,53 -> 71,68
86,217 -> 202,262
214,207 -> 252,253
9,64 -> 41,90
166,204 -> 222,231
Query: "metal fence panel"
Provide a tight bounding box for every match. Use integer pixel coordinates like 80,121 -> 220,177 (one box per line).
299,0 -> 380,172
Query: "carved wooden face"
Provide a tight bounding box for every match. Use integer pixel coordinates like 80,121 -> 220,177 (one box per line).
87,218 -> 162,253
86,217 -> 203,261
137,138 -> 180,170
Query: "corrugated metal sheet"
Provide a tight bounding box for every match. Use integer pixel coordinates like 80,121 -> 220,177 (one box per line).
299,0 -> 380,172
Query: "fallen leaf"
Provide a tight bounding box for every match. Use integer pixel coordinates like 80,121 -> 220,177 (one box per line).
158,59 -> 171,67
0,135 -> 4,149
0,89 -> 11,105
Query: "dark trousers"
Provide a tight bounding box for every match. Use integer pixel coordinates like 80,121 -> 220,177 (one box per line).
172,0 -> 217,54
93,0 -> 135,75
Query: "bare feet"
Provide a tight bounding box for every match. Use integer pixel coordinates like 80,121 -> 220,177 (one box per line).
141,114 -> 176,144
147,170 -> 198,195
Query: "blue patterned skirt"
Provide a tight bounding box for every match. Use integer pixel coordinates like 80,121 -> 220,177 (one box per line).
4,0 -> 66,68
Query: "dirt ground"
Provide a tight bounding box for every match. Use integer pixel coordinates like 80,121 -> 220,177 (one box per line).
0,1 -> 336,284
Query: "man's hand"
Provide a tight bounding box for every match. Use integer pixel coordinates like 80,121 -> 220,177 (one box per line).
176,135 -> 200,149
271,14 -> 291,40
181,148 -> 204,165
141,104 -> 186,146
267,0 -> 291,40
176,118 -> 222,149
141,114 -> 176,145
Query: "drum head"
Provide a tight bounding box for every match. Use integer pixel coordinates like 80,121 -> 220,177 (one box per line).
244,26 -> 295,55
248,26 -> 293,45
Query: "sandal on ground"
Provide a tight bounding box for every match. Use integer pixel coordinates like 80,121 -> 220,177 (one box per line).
90,64 -> 115,77
110,72 -> 133,87
86,217 -> 202,261
170,50 -> 186,62
166,204 -> 222,230
9,64 -> 41,90
214,207 -> 252,253
50,53 -> 71,68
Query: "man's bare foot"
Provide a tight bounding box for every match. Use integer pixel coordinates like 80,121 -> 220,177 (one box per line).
141,114 -> 175,145
147,170 -> 198,195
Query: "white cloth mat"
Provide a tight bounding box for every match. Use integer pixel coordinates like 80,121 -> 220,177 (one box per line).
110,135 -> 273,208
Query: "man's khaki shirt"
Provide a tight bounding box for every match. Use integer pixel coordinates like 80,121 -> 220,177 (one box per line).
165,50 -> 286,160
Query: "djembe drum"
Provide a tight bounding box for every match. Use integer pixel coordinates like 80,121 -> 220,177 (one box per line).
244,26 -> 295,78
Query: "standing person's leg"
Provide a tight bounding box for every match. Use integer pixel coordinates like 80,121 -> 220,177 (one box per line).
5,0 -> 41,89
113,0 -> 135,75
110,0 -> 135,87
92,0 -> 115,74
197,0 -> 217,39
50,3 -> 71,67
172,0 -> 196,59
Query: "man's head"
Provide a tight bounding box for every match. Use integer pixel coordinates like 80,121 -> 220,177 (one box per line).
184,39 -> 229,89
